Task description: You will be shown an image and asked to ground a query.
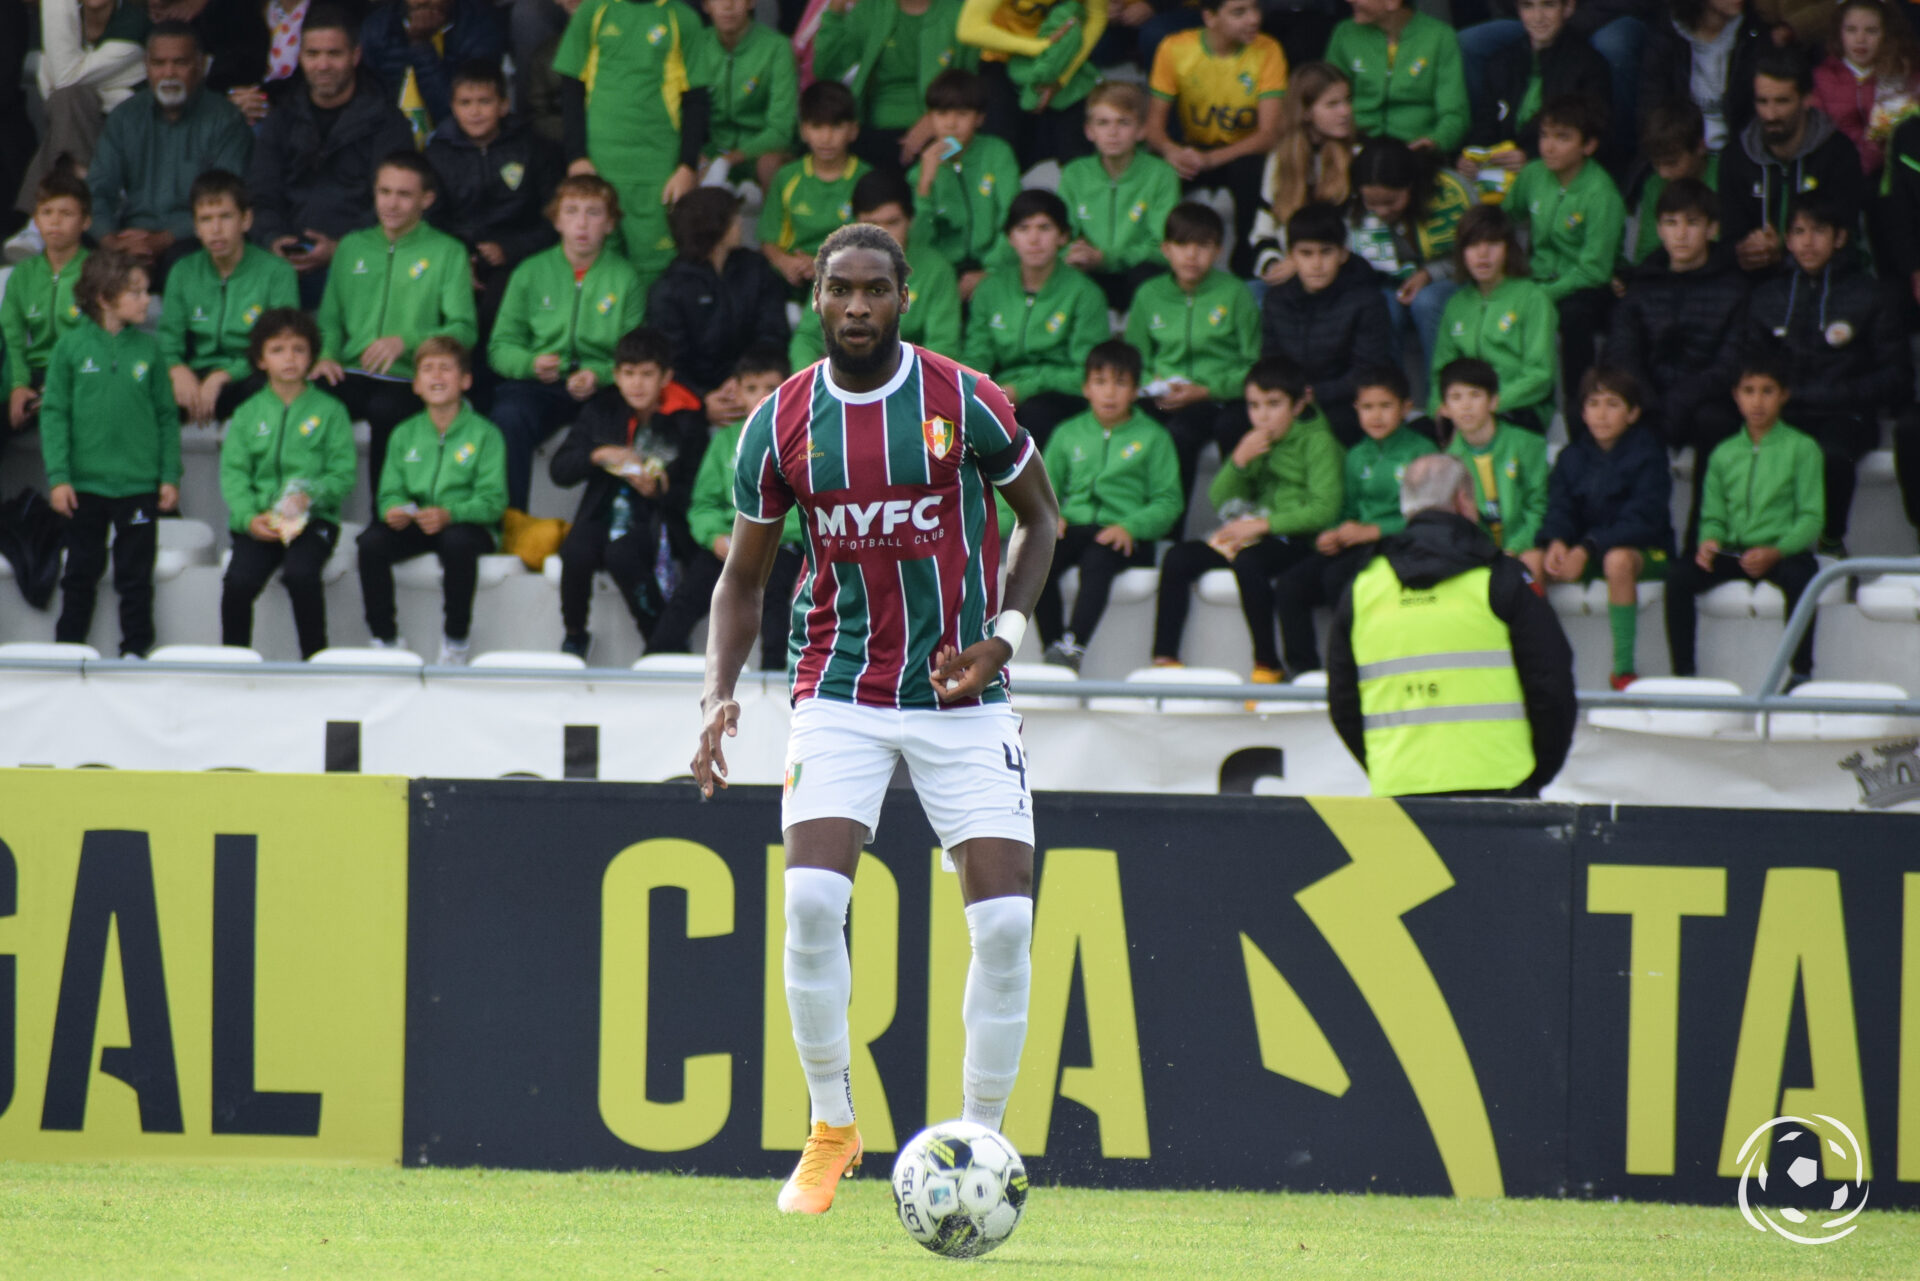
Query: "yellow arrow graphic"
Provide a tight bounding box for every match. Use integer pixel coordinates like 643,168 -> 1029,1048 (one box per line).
1241,932 -> 1351,1097
1299,797 -> 1505,1197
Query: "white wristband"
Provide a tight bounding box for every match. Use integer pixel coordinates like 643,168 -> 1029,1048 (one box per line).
990,610 -> 1028,657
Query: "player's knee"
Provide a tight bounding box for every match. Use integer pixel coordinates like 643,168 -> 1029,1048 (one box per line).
784,866 -> 852,943
966,895 -> 1032,967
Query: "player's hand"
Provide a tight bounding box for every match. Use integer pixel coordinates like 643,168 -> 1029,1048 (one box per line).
291,230 -> 337,272
1408,137 -> 1436,153
1094,523 -> 1134,557
1315,528 -> 1343,556
1494,148 -> 1527,171
1740,545 -> 1781,578
568,157 -> 598,177
1119,0 -> 1153,22
532,353 -> 564,383
386,505 -> 415,530
1456,153 -> 1481,179
248,512 -> 279,542
158,483 -> 179,513
1166,146 -> 1206,180
170,365 -> 201,416
196,369 -> 231,422
930,639 -> 1009,704
1696,538 -> 1720,571
416,506 -> 451,534
1155,381 -> 1208,411
313,359 -> 346,386
476,241 -> 507,267
566,368 -> 599,400
662,164 -> 696,206
704,377 -> 747,423
50,484 -> 77,517
359,336 -> 406,376
1056,516 -> 1068,539
692,693 -> 740,797
1064,238 -> 1102,269
1396,268 -> 1430,305
9,386 -> 40,429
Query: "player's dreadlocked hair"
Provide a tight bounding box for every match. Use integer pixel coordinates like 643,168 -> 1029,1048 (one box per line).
814,222 -> 912,295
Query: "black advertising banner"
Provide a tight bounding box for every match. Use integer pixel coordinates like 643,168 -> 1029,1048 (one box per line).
403,784 -> 1575,1195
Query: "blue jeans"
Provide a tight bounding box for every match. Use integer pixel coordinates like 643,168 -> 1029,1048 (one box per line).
492,378 -> 588,511
1458,17 -> 1645,161
1382,278 -> 1457,400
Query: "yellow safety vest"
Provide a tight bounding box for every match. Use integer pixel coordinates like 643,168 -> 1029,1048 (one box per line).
1348,558 -> 1535,796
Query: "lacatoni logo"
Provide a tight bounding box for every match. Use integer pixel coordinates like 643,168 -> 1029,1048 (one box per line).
816,497 -> 942,538
1734,1114 -> 1869,1244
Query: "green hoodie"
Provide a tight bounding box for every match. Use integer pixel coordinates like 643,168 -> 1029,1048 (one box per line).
40,317 -> 181,496
1430,276 -> 1558,414
219,383 -> 358,530
690,419 -> 803,548
1506,157 -> 1626,301
1058,149 -> 1182,274
789,240 -> 963,367
963,261 -> 1108,401
1042,408 -> 1183,540
1342,425 -> 1438,534
488,244 -> 647,385
1447,418 -> 1549,552
1208,405 -> 1344,535
1,247 -> 88,393
317,220 -> 479,379
1324,13 -> 1470,153
692,20 -> 798,162
158,243 -> 300,378
1700,421 -> 1825,555
910,133 -> 1021,268
812,0 -> 976,130
376,403 -> 510,536
1123,269 -> 1260,398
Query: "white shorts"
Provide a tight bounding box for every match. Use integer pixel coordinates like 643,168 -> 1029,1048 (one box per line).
781,698 -> 1035,851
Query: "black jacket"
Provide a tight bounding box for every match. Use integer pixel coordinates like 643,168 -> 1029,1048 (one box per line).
1259,254 -> 1396,445
1607,245 -> 1751,447
1470,30 -> 1611,153
1538,424 -> 1674,555
1879,113 -> 1920,279
1638,10 -> 1771,148
1327,510 -> 1576,797
247,74 -> 417,245
1716,108 -> 1865,255
425,114 -> 560,267
1744,249 -> 1911,419
549,387 -> 710,557
642,251 -> 793,396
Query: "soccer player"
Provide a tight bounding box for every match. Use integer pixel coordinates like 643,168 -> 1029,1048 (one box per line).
690,222 -> 1061,1215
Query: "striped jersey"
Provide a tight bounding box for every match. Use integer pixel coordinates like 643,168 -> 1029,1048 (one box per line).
734,345 -> 1037,710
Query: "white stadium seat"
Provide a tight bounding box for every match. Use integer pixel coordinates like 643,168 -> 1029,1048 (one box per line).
1855,574 -> 1920,622
308,646 -> 425,667
1586,676 -> 1750,738
1004,661 -> 1081,709
1089,666 -> 1244,714
0,642 -> 99,660
145,644 -> 264,664
1766,681 -> 1920,742
469,651 -> 587,671
631,653 -> 709,674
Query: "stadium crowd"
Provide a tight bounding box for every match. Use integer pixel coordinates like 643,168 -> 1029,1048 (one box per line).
2,0 -> 1918,684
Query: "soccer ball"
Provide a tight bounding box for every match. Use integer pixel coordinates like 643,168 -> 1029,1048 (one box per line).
890,1121 -> 1029,1258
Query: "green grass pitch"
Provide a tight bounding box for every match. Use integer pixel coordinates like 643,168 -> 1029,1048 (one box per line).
0,1164 -> 1914,1279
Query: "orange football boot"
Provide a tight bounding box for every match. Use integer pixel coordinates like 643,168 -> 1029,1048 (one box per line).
776,1121 -> 863,1214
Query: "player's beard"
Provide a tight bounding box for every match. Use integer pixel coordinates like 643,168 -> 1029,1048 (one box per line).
823,314 -> 902,379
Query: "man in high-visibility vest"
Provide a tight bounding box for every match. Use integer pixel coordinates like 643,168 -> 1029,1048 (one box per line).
1327,453 -> 1575,797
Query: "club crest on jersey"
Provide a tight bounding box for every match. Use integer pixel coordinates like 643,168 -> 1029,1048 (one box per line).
923,416 -> 955,459
500,162 -> 526,191
409,258 -> 431,279
784,760 -> 802,795
647,24 -> 667,44
299,415 -> 320,436
1238,72 -> 1255,94
242,304 -> 263,326
454,442 -> 477,465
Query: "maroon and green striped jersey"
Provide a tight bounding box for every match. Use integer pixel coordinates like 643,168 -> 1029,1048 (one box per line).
734,344 -> 1037,709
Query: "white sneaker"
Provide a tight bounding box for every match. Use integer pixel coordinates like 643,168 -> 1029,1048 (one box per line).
366,635 -> 397,650
437,636 -> 471,666
3,223 -> 45,264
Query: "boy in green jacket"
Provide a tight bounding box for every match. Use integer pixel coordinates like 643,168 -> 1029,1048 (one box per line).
760,82 -> 869,291
355,337 -> 508,665
1061,81 -> 1182,311
1123,201 -> 1259,498
219,309 -> 357,658
1152,355 -> 1344,679
1430,205 -> 1559,428
1504,94 -> 1624,417
1665,356 -> 1825,683
161,171 -> 300,424
1035,340 -> 1181,671
962,189 -> 1109,446
1440,356 -> 1548,582
488,174 -> 646,510
813,0 -> 976,171
789,172 -> 963,368
315,151 -> 480,491
1324,0 -> 1469,153
909,69 -> 1020,291
693,0 -> 797,194
3,172 -> 91,432
643,345 -> 803,665
1276,365 -> 1436,673
43,249 -> 181,657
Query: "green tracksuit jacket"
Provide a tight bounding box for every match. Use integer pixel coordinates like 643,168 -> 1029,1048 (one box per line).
488,245 -> 647,385
40,317 -> 181,496
376,403 -> 510,536
790,241 -> 963,367
759,155 -> 870,257
1207,405 -> 1344,536
158,244 -> 300,377
694,20 -> 797,162
690,419 -> 803,548
1341,425 -> 1437,534
910,134 -> 1021,268
219,383 -> 358,529
1700,422 -> 1825,555
1447,420 -> 1549,553
1324,14 -> 1469,153
1507,157 -> 1626,301
1632,153 -> 1719,262
962,262 -> 1109,401
1122,269 -> 1260,397
1,248 -> 88,393
317,221 -> 479,379
1058,149 -> 1182,274
1042,408 -> 1183,540
1430,277 -> 1559,414
813,0 -> 976,127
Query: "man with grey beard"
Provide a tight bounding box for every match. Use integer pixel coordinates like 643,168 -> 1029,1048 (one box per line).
87,22 -> 252,285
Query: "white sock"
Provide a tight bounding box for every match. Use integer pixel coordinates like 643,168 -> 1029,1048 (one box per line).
960,895 -> 1033,1132
784,867 -> 856,1128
